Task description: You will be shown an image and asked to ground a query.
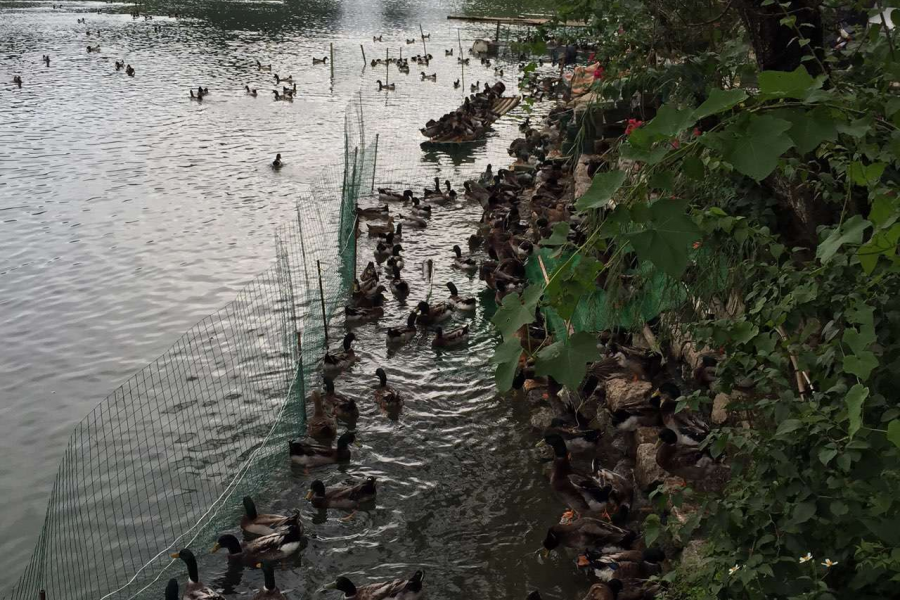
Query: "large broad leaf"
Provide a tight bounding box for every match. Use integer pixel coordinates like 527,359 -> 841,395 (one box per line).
625,199 -> 701,278
534,331 -> 601,390
844,352 -> 878,381
620,143 -> 669,165
758,66 -> 821,100
491,284 -> 541,340
723,115 -> 795,181
858,223 -> 900,274
492,338 -> 524,392
848,161 -> 886,187
576,170 -> 627,211
780,107 -> 838,154
887,420 -> 900,449
816,215 -> 872,263
692,88 -> 747,121
646,104 -> 696,137
545,256 -> 603,321
845,383 -> 870,438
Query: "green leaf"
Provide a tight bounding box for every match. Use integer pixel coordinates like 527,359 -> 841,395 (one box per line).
843,327 -> 876,356
491,286 -> 539,340
620,143 -> 669,165
541,222 -> 570,247
830,500 -> 849,516
836,116 -> 872,138
722,115 -> 795,181
848,161 -> 886,187
491,338 -> 524,392
844,351 -> 878,381
643,513 -> 661,547
534,331 -> 602,390
625,199 -> 701,278
780,107 -> 838,154
649,170 -> 676,191
792,501 -> 817,524
858,223 -> 900,274
692,88 -> 747,121
758,66 -> 820,100
576,170 -> 627,211
776,419 -> 803,436
887,420 -> 900,449
845,383 -> 870,438
885,97 -> 900,118
732,321 -> 759,344
683,156 -> 705,180
816,215 -> 872,263
818,446 -> 838,465
868,195 -> 898,229
647,104 -> 697,137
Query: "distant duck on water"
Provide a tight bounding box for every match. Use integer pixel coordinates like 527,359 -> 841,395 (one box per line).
376,80 -> 395,91
272,153 -> 283,168
312,56 -> 328,64
257,60 -> 271,71
13,75 -> 22,86
245,84 -> 258,97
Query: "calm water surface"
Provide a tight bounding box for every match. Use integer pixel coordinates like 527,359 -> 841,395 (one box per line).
0,0 -> 588,597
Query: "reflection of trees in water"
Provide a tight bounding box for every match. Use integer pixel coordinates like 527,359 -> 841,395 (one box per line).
137,0 -> 343,33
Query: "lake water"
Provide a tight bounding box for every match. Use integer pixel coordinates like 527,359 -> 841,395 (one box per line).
0,0 -> 588,597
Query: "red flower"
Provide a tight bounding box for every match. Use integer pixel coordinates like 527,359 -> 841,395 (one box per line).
693,127 -> 702,137
692,241 -> 702,249
593,66 -> 605,80
671,139 -> 680,149
625,118 -> 644,136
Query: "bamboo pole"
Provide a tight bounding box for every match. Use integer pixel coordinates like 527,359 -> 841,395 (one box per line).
385,48 -> 389,87
419,23 -> 428,57
371,133 -> 379,191
360,43 -> 366,65
330,42 -> 334,78
316,260 -> 329,345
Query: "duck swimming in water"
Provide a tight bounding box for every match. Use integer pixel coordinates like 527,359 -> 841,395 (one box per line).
272,153 -> 283,169
376,80 -> 396,91
245,84 -> 258,97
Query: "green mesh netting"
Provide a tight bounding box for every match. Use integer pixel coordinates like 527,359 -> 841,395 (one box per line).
7,98 -> 373,600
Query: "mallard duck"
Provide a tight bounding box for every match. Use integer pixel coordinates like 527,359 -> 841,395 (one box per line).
543,434 -> 615,514
253,562 -> 288,600
610,379 -> 659,431
409,199 -> 432,219
358,204 -> 390,219
468,234 -> 483,252
422,33 -> 430,39
282,84 -> 297,97
376,80 -> 396,91
212,523 -> 303,562
693,355 -> 718,388
170,549 -> 226,600
387,312 -> 418,345
43,55 -> 50,66
323,333 -> 358,376
577,548 -> 665,582
308,390 -> 338,441
446,282 -> 475,312
378,188 -> 411,202
323,377 -> 359,423
240,496 -> 300,537
373,35 -> 383,42
272,90 -> 292,101
416,301 -> 453,325
401,213 -> 428,228
656,428 -> 729,483
307,476 -> 377,510
313,56 -> 329,64
589,459 -> 634,524
384,222 -> 403,242
166,579 -> 179,600
345,303 -> 385,325
578,582 -> 623,600
649,383 -> 709,446
495,68 -> 504,76
274,74 -> 293,84
452,245 -> 478,273
190,89 -> 204,101
352,284 -> 386,309
406,38 -> 416,44
374,367 -> 403,411
257,60 -> 272,71
459,58 -> 471,65
542,515 -> 636,555
126,65 -> 135,76
324,571 -> 424,600
245,85 -> 258,97
445,48 -> 453,56
453,79 -> 460,88
432,325 -> 469,348
390,266 -> 410,299
361,261 -> 379,284
289,431 -> 355,467
544,418 -> 601,455
272,153 -> 283,169
386,244 -> 404,271
420,72 -> 436,81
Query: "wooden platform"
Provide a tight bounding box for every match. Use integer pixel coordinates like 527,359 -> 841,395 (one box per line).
423,96 -> 521,144
446,15 -> 588,27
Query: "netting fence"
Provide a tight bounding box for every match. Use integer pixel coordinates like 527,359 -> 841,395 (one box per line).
7,98 -> 373,600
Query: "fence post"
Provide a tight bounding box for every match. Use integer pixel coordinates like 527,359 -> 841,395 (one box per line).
330,42 -> 334,78
360,44 -> 366,65
371,133 -> 379,191
420,23 -> 427,57
40,591 -> 46,600
316,260 -> 329,346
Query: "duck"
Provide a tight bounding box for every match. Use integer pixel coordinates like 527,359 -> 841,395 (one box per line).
272,153 -> 283,169
649,383 -> 709,446
542,434 -> 616,514
494,68 -> 504,76
577,548 -> 665,582
352,284 -> 387,309
374,238 -> 394,262
376,80 -> 396,91
323,333 -> 358,376
360,261 -> 378,284
452,245 -> 478,273
245,85 -> 258,97
190,89 -> 204,100
373,35 -> 383,42
374,367 -> 403,411
389,266 -> 410,299
445,282 -> 476,312
422,33 -> 431,39
542,515 -> 636,555
578,583 -> 624,600
387,312 -> 418,345
165,579 -> 180,600
459,57 -> 470,65
409,198 -> 432,219
324,571 -> 425,600
313,56 -> 329,64
656,428 -> 729,484
432,325 -> 469,348
544,418 -> 601,455
358,204 -> 390,219
272,90 -> 293,101
125,65 -> 135,77
453,79 -> 460,88
400,213 -> 428,229
416,300 -> 453,325
445,49 -> 454,56
42,55 -> 50,66
282,83 -> 297,96
274,74 -> 293,84
12,74 -> 22,86
470,81 -> 479,92
420,72 -> 437,81
257,60 -> 272,71
386,244 -> 405,271
253,562 -> 288,600
378,188 -> 411,202
693,355 -> 718,388
212,523 -> 304,563
289,431 -> 355,467
307,476 -> 377,510
240,496 -> 301,537
115,60 -> 125,70
367,218 -> 394,237
170,550 -> 225,600
345,302 -> 385,325
323,377 -> 359,423
468,233 -> 483,252
386,222 -> 403,242
589,459 -> 634,524
308,390 -> 338,441
406,38 -> 416,44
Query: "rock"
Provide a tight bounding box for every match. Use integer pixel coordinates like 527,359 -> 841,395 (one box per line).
634,426 -> 661,446
680,539 -> 708,569
711,393 -> 731,425
605,378 -> 653,412
634,443 -> 666,490
573,154 -> 598,199
530,406 -> 555,431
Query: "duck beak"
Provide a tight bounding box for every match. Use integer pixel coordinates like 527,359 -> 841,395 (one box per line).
305,490 -> 313,500
256,562 -> 263,569
576,555 -> 590,567
534,439 -> 546,448
541,548 -> 551,558
651,390 -> 660,399
169,552 -> 180,559
211,542 -> 220,553
322,582 -> 338,591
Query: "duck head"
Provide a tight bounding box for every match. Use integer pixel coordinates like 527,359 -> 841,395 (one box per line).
307,479 -> 326,500
452,245 -> 463,258
446,281 -> 459,296
375,367 -> 388,387
342,332 -> 356,350
212,534 -> 243,555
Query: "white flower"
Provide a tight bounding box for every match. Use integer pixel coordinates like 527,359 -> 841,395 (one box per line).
821,558 -> 838,568
728,564 -> 741,576
799,552 -> 813,563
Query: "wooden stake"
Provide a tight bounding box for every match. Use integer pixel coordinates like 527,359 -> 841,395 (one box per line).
537,255 -> 550,284
495,21 -> 501,42
419,23 -> 428,56
360,43 -> 366,65
316,260 -> 329,345
371,133 -> 379,191
330,42 -> 334,78
40,592 -> 46,600
385,48 -> 389,87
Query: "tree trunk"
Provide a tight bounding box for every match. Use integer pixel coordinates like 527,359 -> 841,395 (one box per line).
735,0 -> 826,75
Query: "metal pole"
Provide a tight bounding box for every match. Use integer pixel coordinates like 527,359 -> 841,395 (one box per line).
360,43 -> 366,65
371,133 -> 379,191
495,21 -> 500,42
330,42 -> 334,78
316,260 -> 329,345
